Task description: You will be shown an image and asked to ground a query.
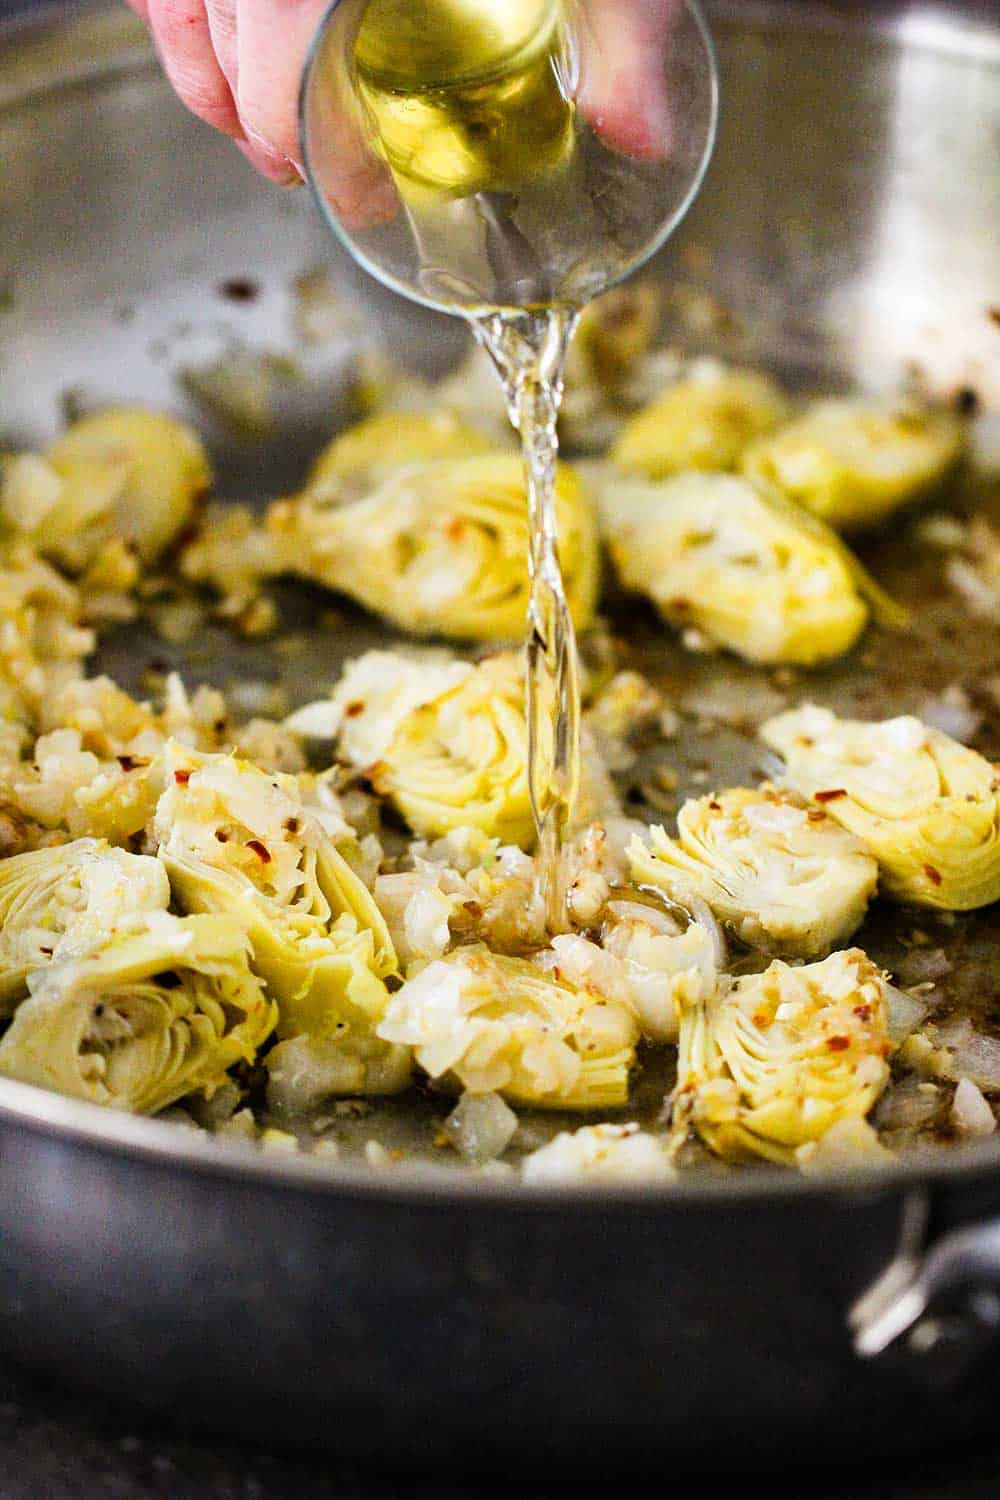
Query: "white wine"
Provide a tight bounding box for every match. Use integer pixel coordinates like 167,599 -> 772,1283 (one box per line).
475,305 -> 581,921
350,1 -> 590,910
352,0 -> 575,197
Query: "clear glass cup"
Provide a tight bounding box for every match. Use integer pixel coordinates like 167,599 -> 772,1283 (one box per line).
300,0 -> 719,316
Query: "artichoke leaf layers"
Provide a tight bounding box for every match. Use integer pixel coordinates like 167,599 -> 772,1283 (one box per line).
673,949 -> 892,1164
629,787 -> 878,959
0,912 -> 276,1113
0,839 -> 170,1015
154,744 -> 409,1091
762,706 -> 1000,911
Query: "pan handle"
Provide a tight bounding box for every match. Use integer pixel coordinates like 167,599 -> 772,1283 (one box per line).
850,1190 -> 1000,1378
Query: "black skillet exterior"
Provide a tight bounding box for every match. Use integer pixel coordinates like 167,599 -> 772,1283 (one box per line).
2,1108 -> 1000,1469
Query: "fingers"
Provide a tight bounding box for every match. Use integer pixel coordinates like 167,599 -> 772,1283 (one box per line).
203,0 -> 239,93
578,0 -> 679,160
146,0 -> 243,139
234,0 -> 333,176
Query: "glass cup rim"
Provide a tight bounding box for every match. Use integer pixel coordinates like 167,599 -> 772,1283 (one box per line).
298,0 -> 721,318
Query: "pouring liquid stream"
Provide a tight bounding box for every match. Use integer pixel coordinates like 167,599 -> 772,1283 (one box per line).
474,307 -> 582,923
348,1 -> 589,916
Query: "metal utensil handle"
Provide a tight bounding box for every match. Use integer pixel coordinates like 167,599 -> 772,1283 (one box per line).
851,1192 -> 1000,1366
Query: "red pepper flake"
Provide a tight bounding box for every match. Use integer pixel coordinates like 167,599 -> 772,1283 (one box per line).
752,1011 -> 771,1029
923,863 -> 943,887
854,1004 -> 872,1022
283,817 -> 300,834
445,519 -> 466,541
708,800 -> 722,812
814,788 -> 847,804
827,1035 -> 851,1052
344,701 -> 365,719
173,768 -> 191,785
807,810 -> 827,823
246,839 -> 271,863
215,830 -> 229,843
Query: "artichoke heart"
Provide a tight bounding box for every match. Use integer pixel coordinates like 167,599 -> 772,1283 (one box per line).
377,946 -> 640,1110
305,411 -> 493,505
270,454 -> 599,642
0,912 -> 276,1113
0,839 -> 170,1015
287,648 -> 474,767
761,705 -> 1000,910
597,471 -> 870,665
19,408 -> 211,570
612,366 -> 790,478
374,652 -> 533,845
155,744 -> 408,1087
629,787 -> 879,959
674,948 -> 892,1164
742,397 -> 965,530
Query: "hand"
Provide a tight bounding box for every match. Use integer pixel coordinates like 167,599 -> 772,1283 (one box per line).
128,0 -> 678,210
126,0 -> 333,184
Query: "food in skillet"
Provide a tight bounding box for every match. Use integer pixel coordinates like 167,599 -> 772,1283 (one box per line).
0,290 -> 996,1180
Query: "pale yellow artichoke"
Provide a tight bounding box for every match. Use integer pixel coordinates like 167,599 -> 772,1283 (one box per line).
0,912 -> 276,1113
377,946 -> 639,1109
373,652 -> 534,845
612,366 -> 790,478
270,454 -> 599,642
761,705 -> 1000,910
0,839 -> 170,1015
629,787 -> 879,959
3,408 -> 211,572
305,411 -> 493,504
742,398 -> 965,530
597,470 -> 872,665
673,948 -> 892,1164
155,744 -> 409,1090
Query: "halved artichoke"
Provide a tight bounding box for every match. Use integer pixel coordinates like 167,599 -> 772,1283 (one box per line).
629,787 -> 879,959
269,454 -> 600,642
3,409 -> 211,573
741,398 -> 965,530
673,948 -> 892,1164
611,366 -> 790,478
0,839 -> 170,1015
373,652 -> 533,845
287,648 -> 474,768
0,912 -> 276,1113
377,945 -> 639,1109
155,744 -> 408,1089
597,471 -> 871,665
305,411 -> 493,505
761,705 -> 1000,910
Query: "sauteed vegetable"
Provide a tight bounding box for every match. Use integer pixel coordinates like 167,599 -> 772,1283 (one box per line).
0,285 -> 997,1180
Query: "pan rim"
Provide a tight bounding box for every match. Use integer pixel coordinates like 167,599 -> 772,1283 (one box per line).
2,1069 -> 1000,1209
0,0 -> 998,1208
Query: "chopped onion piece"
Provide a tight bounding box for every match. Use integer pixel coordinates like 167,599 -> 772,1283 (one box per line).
952,1078 -> 996,1137
443,1092 -> 518,1164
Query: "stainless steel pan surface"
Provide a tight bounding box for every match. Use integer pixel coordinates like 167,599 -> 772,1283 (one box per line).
0,0 -> 999,1469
